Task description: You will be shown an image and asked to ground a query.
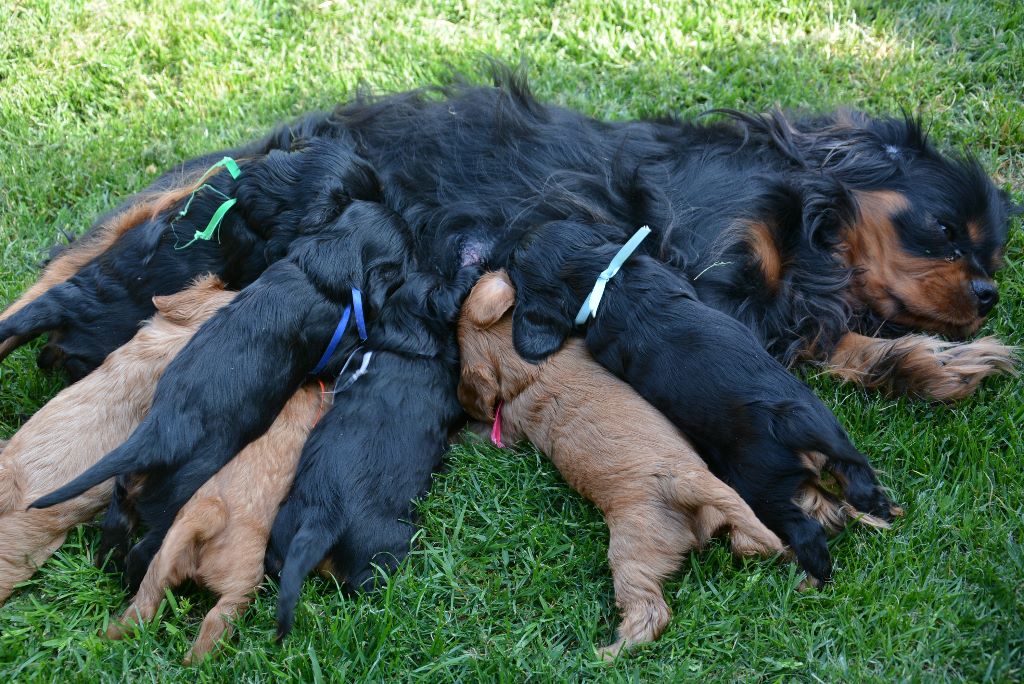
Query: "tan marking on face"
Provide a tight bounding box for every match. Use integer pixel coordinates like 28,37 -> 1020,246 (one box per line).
840,190 -> 984,337
745,221 -> 781,290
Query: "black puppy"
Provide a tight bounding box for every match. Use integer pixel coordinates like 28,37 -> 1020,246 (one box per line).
0,133 -> 375,380
509,219 -> 897,585
267,266 -> 480,639
32,200 -> 413,588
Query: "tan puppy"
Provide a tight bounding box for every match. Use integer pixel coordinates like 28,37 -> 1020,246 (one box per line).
105,381 -> 322,663
457,271 -> 785,657
0,275 -> 234,605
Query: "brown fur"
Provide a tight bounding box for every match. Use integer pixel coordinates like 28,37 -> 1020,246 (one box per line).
828,331 -> 1018,402
0,167 -> 218,363
746,221 -> 782,290
106,383 -> 321,664
0,276 -> 234,605
842,190 -> 992,339
458,272 -> 784,658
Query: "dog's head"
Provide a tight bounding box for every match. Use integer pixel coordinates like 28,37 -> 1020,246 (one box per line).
291,200 -> 415,315
507,220 -> 627,362
151,275 -> 235,325
762,110 -> 1016,338
457,270 -> 517,421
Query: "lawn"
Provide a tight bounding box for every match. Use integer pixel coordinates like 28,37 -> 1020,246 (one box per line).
0,0 -> 1021,681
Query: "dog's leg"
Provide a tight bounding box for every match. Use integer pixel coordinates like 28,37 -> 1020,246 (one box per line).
598,506 -> 689,660
184,595 -> 250,665
185,526 -> 265,665
669,470 -> 785,558
828,332 -> 1017,401
0,512 -> 67,606
106,514 -> 205,640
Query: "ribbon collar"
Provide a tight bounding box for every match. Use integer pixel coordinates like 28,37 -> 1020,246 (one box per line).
490,401 -> 506,448
310,288 -> 368,376
574,225 -> 651,325
174,157 -> 242,250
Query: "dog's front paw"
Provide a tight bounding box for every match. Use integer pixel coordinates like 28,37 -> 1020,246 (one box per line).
830,333 -> 1017,401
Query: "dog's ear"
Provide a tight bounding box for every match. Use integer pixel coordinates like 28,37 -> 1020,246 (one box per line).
508,246 -> 577,363
152,277 -> 222,322
458,364 -> 500,422
464,272 -> 516,328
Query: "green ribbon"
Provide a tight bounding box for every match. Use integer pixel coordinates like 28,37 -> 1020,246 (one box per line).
174,157 -> 242,250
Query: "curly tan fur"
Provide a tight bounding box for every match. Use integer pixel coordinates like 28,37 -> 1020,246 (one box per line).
458,272 -> 784,658
0,276 -> 233,605
106,383 -> 321,664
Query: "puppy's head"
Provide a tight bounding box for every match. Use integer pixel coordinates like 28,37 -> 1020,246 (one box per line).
507,220 -> 619,362
292,200 -> 415,315
457,271 -> 517,421
151,275 -> 235,325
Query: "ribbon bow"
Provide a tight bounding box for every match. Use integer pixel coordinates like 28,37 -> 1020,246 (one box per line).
574,225 -> 651,325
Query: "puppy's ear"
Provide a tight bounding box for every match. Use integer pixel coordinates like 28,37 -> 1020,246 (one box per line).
464,272 -> 516,328
458,364 -> 500,422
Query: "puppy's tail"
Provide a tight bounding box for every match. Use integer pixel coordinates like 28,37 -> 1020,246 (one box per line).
0,285 -> 71,363
275,523 -> 336,640
29,442 -> 137,510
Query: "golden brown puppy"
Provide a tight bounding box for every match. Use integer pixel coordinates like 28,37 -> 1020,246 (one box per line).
457,271 -> 785,658
106,383 -> 322,664
0,275 -> 234,605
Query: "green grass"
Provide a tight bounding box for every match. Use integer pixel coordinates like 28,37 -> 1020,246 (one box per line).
1,0 -> 1022,680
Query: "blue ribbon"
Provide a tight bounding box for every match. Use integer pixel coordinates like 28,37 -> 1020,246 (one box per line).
574,225 -> 652,325
310,305 -> 352,376
352,288 -> 368,341
309,288 -> 370,376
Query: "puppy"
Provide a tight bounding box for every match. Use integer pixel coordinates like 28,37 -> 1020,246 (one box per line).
457,271 -> 785,656
268,266 -> 480,638
509,220 -> 899,586
31,200 -> 413,590
0,277 -> 234,605
0,137 -> 378,380
106,383 -> 322,664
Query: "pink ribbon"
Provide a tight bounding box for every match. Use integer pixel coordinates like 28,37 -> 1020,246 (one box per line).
490,401 -> 505,448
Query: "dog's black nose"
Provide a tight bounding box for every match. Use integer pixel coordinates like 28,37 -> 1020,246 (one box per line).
972,280 -> 999,316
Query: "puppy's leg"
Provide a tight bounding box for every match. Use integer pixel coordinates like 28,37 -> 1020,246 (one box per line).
598,506 -> 691,659
0,511 -> 67,605
106,510 -> 210,639
669,470 -> 785,558
185,526 -> 266,665
828,332 -> 1017,401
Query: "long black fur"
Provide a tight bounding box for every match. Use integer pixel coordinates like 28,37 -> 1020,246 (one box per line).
507,219 -> 895,583
31,200 -> 414,589
268,266 -> 479,638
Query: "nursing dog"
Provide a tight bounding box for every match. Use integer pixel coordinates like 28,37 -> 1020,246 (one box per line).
508,220 -> 899,586
268,266 -> 480,639
0,277 -> 233,605
458,271 -> 785,657
31,200 -> 413,590
0,133 -> 376,380
106,384 -> 321,664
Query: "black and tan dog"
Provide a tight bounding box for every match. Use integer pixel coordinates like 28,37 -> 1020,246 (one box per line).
268,266 -> 480,638
31,200 -> 413,589
4,72 -> 1015,398
507,220 -> 899,587
458,271 -> 785,656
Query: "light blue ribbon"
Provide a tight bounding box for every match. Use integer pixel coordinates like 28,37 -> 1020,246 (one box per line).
574,225 -> 651,325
